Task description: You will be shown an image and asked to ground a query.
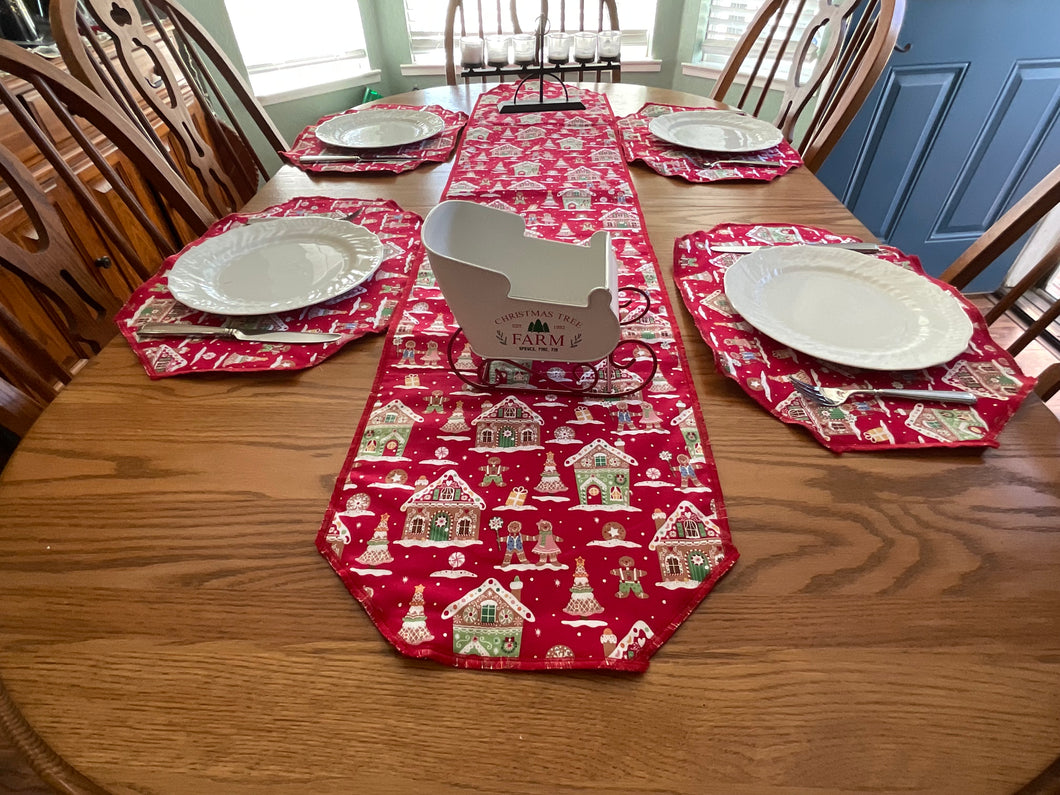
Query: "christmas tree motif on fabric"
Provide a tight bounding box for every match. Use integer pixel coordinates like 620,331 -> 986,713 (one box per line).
317,84 -> 738,671
397,584 -> 435,645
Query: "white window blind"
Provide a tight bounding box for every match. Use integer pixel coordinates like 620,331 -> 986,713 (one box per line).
698,0 -> 820,81
403,0 -> 657,65
225,0 -> 368,74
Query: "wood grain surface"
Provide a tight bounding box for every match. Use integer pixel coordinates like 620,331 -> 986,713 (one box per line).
0,84 -> 1057,795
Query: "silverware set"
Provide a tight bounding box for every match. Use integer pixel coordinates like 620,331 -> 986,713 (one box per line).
298,152 -> 425,163
138,323 -> 342,345
711,241 -> 880,253
789,376 -> 977,407
693,158 -> 785,169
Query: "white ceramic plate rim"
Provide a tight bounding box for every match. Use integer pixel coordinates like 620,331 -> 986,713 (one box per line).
168,217 -> 385,316
648,110 -> 784,153
314,109 -> 445,149
722,245 -> 974,370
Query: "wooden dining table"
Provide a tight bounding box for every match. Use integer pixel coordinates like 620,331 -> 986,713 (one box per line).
1,83 -> 1058,795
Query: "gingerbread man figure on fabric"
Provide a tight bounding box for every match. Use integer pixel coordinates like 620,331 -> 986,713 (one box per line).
611,556 -> 649,599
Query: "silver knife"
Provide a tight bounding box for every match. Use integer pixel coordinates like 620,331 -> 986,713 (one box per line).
694,159 -> 786,168
711,242 -> 880,253
298,153 -> 423,163
138,323 -> 342,344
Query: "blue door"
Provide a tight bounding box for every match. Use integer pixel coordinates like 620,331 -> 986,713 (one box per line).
817,1 -> 1060,290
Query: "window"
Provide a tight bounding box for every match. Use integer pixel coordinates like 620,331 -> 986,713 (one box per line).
521,428 -> 535,444
694,0 -> 821,80
593,453 -> 607,467
224,0 -> 374,103
480,601 -> 497,624
402,0 -> 657,66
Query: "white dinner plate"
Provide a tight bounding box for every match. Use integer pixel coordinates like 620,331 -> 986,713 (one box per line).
168,217 -> 385,315
723,246 -> 974,370
649,110 -> 784,153
314,109 -> 445,149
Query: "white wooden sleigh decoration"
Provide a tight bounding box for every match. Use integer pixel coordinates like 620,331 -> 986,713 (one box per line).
422,201 -> 656,397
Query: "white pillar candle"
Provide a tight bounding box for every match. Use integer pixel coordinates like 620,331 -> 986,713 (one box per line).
485,34 -> 510,66
573,32 -> 597,63
512,33 -> 536,64
598,30 -> 621,59
545,32 -> 571,64
460,36 -> 483,67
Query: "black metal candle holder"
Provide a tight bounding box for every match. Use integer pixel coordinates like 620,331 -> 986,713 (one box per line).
457,18 -> 620,114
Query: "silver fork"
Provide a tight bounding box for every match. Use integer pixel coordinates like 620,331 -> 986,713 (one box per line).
788,376 -> 978,406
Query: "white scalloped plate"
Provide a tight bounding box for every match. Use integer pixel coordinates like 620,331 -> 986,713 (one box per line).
314,109 -> 445,149
649,110 -> 784,153
168,217 -> 384,315
723,246 -> 974,370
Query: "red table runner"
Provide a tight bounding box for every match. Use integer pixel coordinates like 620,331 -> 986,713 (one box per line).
317,84 -> 738,671
282,105 -> 468,174
116,197 -> 418,378
674,223 -> 1037,452
617,104 -> 802,182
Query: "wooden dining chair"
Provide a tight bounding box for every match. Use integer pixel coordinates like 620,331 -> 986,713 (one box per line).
941,163 -> 1060,402
709,0 -> 906,171
0,40 -> 213,438
51,0 -> 289,217
444,0 -> 621,86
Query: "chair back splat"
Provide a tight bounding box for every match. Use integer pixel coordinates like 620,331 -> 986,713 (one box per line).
0,41 -> 213,439
51,0 -> 290,216
710,0 -> 905,171
444,0 -> 621,86
941,163 -> 1060,403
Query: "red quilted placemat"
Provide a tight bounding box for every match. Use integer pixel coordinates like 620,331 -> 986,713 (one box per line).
316,84 -> 738,671
116,197 -> 418,378
282,104 -> 467,174
617,104 -> 802,182
674,223 -> 1037,452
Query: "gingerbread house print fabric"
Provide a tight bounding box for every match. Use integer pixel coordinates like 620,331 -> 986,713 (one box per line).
316,85 -> 738,671
674,224 -> 1036,453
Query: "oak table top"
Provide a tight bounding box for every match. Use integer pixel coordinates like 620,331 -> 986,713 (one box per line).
1,84 -> 1058,795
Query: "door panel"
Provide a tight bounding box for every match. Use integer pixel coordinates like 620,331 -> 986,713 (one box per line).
817,0 -> 1060,290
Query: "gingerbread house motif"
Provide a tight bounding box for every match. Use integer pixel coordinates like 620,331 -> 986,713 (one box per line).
564,439 -> 637,506
511,178 -> 546,192
447,180 -> 479,196
489,143 -> 522,158
601,207 -> 640,229
601,620 -> 655,662
942,360 -> 1021,399
485,360 -> 533,387
564,115 -> 592,129
775,392 -> 860,441
904,403 -> 986,442
701,290 -> 737,316
517,126 -> 546,140
399,469 -> 486,544
513,161 -> 541,176
560,187 -> 592,210
648,501 -> 725,588
568,166 -> 601,183
486,198 -> 518,214
670,407 -> 706,463
621,310 -> 674,343
357,399 -> 423,458
441,576 -> 535,658
465,126 -> 491,141
558,136 -> 584,150
590,147 -> 622,163
472,395 -> 544,449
